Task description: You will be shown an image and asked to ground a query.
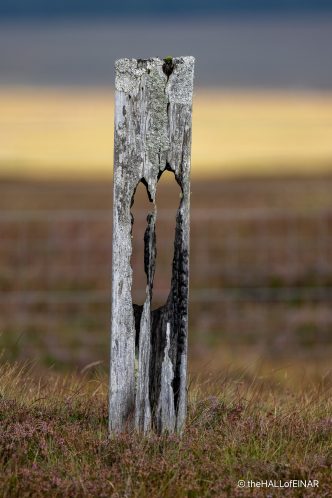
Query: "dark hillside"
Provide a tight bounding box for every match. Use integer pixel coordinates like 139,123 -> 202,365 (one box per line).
1,0 -> 332,18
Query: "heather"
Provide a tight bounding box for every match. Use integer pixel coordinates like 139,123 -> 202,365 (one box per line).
1,177 -> 332,497
1,358 -> 331,497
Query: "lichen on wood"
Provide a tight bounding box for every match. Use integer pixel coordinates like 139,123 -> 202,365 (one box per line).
110,56 -> 194,434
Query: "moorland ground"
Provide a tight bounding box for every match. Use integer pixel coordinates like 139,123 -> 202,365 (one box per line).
0,176 -> 332,496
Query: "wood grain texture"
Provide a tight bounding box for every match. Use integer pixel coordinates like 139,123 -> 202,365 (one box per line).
110,56 -> 194,433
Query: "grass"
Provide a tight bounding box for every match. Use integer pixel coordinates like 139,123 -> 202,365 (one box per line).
1,83 -> 332,496
1,356 -> 331,497
0,177 -> 331,495
0,88 -> 332,179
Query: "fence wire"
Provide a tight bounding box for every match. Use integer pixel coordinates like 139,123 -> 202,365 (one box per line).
0,208 -> 331,364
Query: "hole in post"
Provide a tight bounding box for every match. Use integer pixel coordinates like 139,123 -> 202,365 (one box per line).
152,170 -> 182,310
131,181 -> 153,305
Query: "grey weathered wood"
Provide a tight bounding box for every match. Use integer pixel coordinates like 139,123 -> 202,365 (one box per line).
109,56 -> 194,434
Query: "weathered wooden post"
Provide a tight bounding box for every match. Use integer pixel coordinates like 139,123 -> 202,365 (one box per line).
110,56 -> 194,434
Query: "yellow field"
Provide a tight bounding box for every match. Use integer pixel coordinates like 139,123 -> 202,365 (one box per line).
0,87 -> 332,178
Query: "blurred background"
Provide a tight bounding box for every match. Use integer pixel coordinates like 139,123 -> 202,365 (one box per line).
0,1 -> 332,376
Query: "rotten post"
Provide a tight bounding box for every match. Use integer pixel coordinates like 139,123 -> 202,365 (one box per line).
110,56 -> 195,434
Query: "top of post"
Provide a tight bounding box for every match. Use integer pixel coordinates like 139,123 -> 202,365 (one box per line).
114,56 -> 195,105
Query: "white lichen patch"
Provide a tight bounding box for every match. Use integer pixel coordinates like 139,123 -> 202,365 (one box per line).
166,57 -> 195,105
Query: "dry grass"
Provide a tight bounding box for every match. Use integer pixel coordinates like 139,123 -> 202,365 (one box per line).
0,355 -> 331,497
0,88 -> 332,179
1,173 -> 331,494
